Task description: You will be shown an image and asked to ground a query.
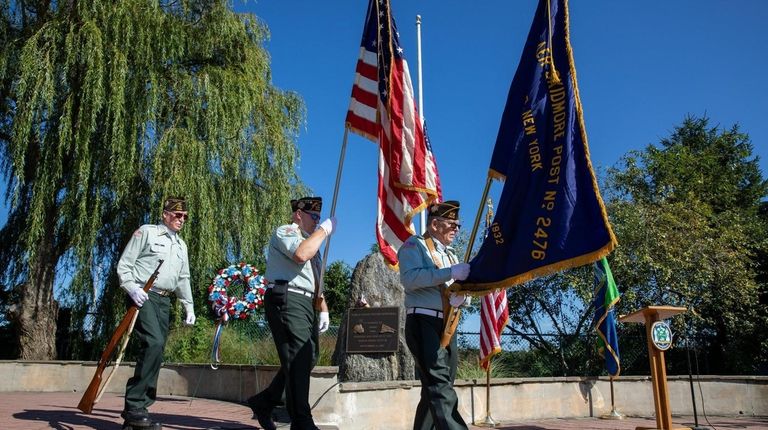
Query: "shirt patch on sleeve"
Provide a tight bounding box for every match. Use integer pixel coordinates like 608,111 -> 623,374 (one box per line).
133,229 -> 143,237
401,241 -> 415,249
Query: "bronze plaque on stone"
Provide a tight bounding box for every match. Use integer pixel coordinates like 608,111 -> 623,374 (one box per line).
346,307 -> 400,353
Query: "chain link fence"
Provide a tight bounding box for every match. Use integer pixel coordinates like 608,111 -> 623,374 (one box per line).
67,312 -> 340,367
64,312 -> 723,378
455,330 -> 720,378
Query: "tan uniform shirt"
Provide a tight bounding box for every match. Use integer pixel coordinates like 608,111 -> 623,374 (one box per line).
264,223 -> 317,294
116,223 -> 193,314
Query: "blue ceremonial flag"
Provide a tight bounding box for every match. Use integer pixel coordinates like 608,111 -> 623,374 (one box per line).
459,0 -> 616,292
593,257 -> 620,377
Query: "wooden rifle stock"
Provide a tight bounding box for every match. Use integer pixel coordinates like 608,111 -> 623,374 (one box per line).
77,260 -> 164,414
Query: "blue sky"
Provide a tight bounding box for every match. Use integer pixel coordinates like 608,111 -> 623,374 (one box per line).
1,1 -> 766,283
242,0 -> 768,268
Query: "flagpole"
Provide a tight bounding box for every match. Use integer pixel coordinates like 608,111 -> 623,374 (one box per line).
477,359 -> 497,427
464,177 -> 493,262
416,15 -> 424,126
415,14 -> 426,234
601,376 -> 624,420
320,127 -> 350,284
439,176 -> 493,348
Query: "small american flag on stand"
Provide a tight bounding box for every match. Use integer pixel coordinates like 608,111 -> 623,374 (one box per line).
346,0 -> 441,266
479,199 -> 508,369
479,289 -> 508,370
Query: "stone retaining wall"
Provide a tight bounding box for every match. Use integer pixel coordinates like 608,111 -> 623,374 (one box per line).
1,361 -> 765,429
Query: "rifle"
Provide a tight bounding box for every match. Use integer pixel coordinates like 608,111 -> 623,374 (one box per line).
77,260 -> 164,414
94,310 -> 139,404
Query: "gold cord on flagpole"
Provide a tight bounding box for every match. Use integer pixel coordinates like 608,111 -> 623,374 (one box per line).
546,0 -> 561,85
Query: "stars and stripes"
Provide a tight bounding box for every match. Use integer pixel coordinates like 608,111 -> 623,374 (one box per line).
478,199 -> 508,370
346,0 -> 442,266
479,288 -> 509,370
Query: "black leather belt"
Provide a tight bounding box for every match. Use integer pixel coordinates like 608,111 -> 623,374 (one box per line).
150,287 -> 172,297
406,307 -> 443,318
267,283 -> 314,298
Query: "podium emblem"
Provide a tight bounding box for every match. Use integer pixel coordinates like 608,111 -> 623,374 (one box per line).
651,321 -> 673,351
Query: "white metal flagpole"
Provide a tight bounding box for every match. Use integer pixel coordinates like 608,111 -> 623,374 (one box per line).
416,15 -> 425,122
319,127 -> 349,285
416,14 -> 427,234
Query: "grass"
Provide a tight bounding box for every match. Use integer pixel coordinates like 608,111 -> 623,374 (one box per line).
164,317 -> 336,366
164,319 -> 513,376
455,350 -> 518,380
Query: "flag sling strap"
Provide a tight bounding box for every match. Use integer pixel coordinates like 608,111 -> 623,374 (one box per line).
423,234 -> 460,348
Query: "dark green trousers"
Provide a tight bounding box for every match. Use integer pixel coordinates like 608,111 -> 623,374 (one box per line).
254,288 -> 319,429
124,292 -> 170,412
405,313 -> 467,430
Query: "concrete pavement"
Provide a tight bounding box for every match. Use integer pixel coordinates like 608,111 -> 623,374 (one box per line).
1,392 -> 766,430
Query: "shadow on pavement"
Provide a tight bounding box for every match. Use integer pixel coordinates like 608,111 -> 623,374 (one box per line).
13,406 -> 260,430
14,406 -> 124,430
680,415 -> 768,429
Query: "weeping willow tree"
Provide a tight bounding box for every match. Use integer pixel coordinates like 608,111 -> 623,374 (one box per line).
0,0 -> 305,359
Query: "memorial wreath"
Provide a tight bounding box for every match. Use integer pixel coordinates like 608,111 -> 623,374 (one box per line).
207,262 -> 266,321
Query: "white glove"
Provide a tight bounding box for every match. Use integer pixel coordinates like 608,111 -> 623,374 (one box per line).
449,292 -> 468,308
318,217 -> 337,236
450,263 -> 470,281
318,311 -> 330,333
462,294 -> 472,308
185,312 -> 196,326
128,288 -> 148,307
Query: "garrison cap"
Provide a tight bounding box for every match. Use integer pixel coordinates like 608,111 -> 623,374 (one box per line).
428,200 -> 460,220
163,196 -> 187,212
291,196 -> 322,213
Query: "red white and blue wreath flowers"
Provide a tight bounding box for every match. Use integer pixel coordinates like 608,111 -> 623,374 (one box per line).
207,262 -> 266,321
207,262 -> 266,369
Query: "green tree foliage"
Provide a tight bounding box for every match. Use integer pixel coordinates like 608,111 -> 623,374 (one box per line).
489,116 -> 767,376
0,0 -> 305,359
605,116 -> 768,373
503,267 -> 599,376
323,260 -> 352,325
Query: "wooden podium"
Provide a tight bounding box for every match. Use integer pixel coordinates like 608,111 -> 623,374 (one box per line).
619,306 -> 687,430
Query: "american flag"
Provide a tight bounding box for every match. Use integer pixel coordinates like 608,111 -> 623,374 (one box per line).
479,289 -> 508,370
479,199 -> 508,370
346,0 -> 442,266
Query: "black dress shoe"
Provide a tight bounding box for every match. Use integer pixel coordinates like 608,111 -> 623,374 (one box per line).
247,396 -> 276,430
121,409 -> 153,427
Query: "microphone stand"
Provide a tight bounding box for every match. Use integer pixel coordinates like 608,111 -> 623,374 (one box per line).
666,289 -> 709,430
684,330 -> 708,430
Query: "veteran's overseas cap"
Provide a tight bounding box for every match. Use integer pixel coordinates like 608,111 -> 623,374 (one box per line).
291,196 -> 322,212
164,196 -> 187,212
429,200 -> 460,220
